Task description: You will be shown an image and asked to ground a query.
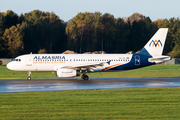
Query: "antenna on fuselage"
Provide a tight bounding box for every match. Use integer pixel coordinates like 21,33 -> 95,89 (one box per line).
30,52 -> 32,54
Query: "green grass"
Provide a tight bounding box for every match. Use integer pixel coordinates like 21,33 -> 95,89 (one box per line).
0,87 -> 180,119
1,65 -> 180,119
1,64 -> 180,79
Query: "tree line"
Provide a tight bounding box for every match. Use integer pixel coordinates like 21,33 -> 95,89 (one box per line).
0,10 -> 180,58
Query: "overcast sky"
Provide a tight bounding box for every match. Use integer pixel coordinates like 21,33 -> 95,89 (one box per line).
1,0 -> 180,22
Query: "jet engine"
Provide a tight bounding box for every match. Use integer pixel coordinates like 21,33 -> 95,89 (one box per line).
56,68 -> 80,77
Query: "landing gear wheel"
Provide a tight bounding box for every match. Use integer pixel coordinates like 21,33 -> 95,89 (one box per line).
81,75 -> 85,80
84,75 -> 89,80
27,76 -> 31,81
82,75 -> 89,81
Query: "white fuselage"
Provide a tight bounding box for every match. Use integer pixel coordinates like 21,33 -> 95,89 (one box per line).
7,54 -> 133,72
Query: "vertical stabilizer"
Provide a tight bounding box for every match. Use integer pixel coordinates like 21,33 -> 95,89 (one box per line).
138,28 -> 168,56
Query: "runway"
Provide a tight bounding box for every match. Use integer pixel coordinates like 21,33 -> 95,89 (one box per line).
0,77 -> 180,93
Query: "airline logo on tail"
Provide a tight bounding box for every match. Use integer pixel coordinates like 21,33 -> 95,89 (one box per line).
149,40 -> 162,47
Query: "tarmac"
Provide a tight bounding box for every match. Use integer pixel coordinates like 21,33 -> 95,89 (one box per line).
0,77 -> 180,93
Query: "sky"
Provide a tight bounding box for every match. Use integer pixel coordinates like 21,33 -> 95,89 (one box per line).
1,0 -> 180,22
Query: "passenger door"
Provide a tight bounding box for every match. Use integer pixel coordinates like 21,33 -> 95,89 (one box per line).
135,55 -> 140,66
26,56 -> 33,66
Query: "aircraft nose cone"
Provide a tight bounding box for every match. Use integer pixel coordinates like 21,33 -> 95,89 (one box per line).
6,62 -> 13,70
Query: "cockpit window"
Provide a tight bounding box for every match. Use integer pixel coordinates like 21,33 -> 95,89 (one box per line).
13,59 -> 21,62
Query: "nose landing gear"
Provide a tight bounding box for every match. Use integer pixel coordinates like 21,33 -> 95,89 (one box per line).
27,72 -> 31,81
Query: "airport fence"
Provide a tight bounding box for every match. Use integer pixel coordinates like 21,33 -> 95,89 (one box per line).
165,58 -> 180,65
0,58 -> 13,65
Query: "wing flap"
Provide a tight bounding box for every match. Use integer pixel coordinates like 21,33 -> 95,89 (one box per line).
62,62 -> 107,72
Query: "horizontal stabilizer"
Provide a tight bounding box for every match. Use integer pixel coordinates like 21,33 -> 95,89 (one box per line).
148,56 -> 171,63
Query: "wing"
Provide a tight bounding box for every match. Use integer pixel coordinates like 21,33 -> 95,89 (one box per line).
62,61 -> 111,72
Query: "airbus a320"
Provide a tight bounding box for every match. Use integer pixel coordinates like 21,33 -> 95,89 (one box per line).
7,28 -> 171,80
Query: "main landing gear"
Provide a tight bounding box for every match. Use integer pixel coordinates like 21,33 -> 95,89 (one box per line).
27,72 -> 31,81
81,70 -> 89,80
81,74 -> 89,80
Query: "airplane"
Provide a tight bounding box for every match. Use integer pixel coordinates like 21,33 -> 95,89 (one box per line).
7,28 -> 171,81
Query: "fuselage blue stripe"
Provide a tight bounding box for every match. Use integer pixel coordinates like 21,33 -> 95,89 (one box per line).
108,53 -> 155,71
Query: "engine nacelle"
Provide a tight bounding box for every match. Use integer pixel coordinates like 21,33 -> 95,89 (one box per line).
56,68 -> 80,77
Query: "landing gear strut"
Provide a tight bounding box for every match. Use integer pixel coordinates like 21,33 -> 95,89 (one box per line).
27,72 -> 31,81
81,70 -> 89,80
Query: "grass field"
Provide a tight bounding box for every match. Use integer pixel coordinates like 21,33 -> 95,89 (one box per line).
0,87 -> 180,119
1,64 -> 180,79
1,65 -> 180,119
